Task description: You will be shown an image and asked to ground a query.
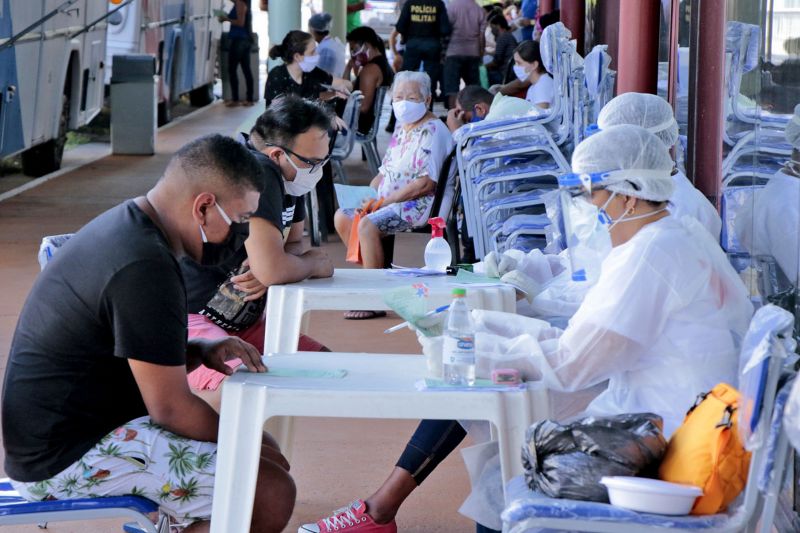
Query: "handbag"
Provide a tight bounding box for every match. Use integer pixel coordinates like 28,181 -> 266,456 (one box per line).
346,198 -> 384,265
658,383 -> 751,515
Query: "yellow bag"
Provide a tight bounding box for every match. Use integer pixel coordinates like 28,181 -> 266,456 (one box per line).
658,383 -> 751,515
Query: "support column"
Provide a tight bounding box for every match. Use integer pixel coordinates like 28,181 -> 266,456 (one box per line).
267,0 -> 302,70
560,0 -> 585,54
686,0 -> 727,204
539,0 -> 555,16
323,0 -> 347,43
616,0 -> 660,94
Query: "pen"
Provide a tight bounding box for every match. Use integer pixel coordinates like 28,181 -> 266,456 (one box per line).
384,304 -> 450,334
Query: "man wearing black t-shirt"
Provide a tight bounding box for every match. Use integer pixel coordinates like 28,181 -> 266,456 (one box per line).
183,96 -> 335,406
2,135 -> 295,532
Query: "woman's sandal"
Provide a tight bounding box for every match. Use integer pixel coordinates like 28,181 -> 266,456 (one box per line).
344,310 -> 388,320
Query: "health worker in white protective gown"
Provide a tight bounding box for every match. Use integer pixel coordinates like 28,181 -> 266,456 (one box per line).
598,92 -> 722,240
735,103 -> 800,284
299,125 -> 754,533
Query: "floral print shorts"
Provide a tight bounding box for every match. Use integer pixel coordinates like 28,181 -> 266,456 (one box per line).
11,416 -> 216,525
341,206 -> 413,235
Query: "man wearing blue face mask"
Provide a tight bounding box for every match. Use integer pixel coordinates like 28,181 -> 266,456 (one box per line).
445,85 -> 494,132
181,95 -> 336,405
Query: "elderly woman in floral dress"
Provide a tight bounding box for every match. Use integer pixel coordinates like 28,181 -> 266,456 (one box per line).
334,71 -> 453,319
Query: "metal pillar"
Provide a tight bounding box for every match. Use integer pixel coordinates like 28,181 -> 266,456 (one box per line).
322,0 -> 347,42
616,0 -> 660,95
686,0 -> 727,205
560,0 -> 585,54
267,0 -> 302,70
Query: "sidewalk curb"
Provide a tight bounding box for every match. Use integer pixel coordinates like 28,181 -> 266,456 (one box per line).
0,101 -> 223,204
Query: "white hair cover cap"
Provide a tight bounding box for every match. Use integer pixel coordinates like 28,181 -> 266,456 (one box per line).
571,124 -> 675,202
786,104 -> 800,150
597,92 -> 680,148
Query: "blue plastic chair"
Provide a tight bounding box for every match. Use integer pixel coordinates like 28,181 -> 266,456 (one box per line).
0,478 -> 167,532
501,304 -> 797,533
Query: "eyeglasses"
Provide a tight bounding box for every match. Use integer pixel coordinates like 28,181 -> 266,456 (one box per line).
269,144 -> 331,173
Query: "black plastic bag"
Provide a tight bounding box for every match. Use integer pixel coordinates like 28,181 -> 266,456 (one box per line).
522,413 -> 667,502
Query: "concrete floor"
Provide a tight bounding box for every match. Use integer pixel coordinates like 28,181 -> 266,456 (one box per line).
0,100 -> 476,531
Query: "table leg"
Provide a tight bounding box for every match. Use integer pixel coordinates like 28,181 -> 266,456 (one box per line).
264,287 -> 304,354
263,416 -> 296,463
210,381 -> 269,533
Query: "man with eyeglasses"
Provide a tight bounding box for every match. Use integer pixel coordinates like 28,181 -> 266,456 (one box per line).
182,95 -> 336,406
3,134 -> 297,531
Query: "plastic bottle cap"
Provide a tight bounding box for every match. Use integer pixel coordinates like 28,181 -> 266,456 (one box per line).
452,288 -> 466,297
428,217 -> 445,239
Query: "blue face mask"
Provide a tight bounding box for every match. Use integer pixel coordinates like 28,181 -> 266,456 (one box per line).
469,106 -> 484,123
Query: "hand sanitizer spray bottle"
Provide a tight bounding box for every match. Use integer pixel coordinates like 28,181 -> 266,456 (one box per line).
424,217 -> 451,272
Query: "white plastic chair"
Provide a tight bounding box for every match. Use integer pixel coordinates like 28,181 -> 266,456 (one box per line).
501,304 -> 797,533
355,86 -> 388,176
330,90 -> 365,185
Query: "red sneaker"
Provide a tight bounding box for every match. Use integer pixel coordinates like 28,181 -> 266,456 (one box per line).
298,500 -> 397,532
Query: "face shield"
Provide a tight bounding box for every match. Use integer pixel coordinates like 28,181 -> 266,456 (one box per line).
558,172 -> 612,283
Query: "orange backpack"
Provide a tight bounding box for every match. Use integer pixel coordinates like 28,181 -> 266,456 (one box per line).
658,383 -> 751,515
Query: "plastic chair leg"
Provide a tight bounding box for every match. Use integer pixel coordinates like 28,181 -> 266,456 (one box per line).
332,159 -> 347,184
306,193 -> 321,247
381,235 -> 395,268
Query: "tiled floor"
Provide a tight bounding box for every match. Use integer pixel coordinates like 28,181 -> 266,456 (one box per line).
0,100 -> 475,531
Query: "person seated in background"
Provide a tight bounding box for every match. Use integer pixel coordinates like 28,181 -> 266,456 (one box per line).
2,135 -> 295,532
485,13 -> 518,85
184,96 -> 335,409
736,103 -> 800,284
343,26 -> 395,134
333,71 -> 453,320
309,12 -> 347,78
511,40 -> 554,109
597,92 -> 722,239
265,30 -> 352,107
445,85 -> 494,132
301,125 -> 753,533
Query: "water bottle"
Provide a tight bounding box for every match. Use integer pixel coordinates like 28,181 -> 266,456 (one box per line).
424,217 -> 452,272
442,288 -> 476,386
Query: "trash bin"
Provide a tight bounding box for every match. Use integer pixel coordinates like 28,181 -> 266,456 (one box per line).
111,54 -> 157,155
220,32 -> 260,102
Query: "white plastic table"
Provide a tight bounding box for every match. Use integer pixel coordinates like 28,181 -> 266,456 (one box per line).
263,268 -> 517,354
210,352 -> 550,533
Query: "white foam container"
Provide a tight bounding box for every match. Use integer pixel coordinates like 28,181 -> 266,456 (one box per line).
600,476 -> 703,516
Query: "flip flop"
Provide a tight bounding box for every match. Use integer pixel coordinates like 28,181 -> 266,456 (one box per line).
344,310 -> 388,320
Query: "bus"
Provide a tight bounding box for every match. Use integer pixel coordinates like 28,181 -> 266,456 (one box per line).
0,0 -> 109,176
105,0 -> 223,124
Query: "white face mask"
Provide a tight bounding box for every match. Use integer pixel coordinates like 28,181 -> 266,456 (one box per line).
392,100 -> 427,126
513,64 -> 530,82
298,54 -> 320,73
281,152 -> 324,196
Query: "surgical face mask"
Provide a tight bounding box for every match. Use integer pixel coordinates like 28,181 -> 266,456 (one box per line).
469,106 -> 484,123
513,64 -> 530,82
393,99 -> 427,126
352,45 -> 369,67
199,202 -> 235,265
281,151 -> 324,196
298,53 -> 320,73
561,192 -> 612,283
599,191 -> 669,228
199,202 -> 233,243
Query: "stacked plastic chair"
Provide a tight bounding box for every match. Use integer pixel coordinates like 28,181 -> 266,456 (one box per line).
722,21 -> 793,185
453,22 -> 582,259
